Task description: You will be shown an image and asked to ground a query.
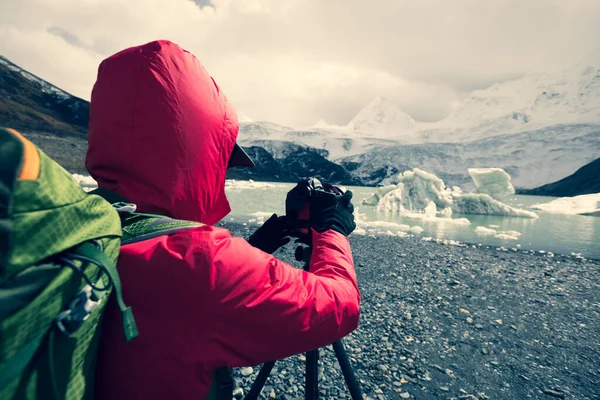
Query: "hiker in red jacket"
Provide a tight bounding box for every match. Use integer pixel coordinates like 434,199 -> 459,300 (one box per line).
86,40 -> 360,399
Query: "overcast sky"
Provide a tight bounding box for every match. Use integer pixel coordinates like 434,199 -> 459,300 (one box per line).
1,0 -> 599,127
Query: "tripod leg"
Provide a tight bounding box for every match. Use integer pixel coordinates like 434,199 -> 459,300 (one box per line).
245,361 -> 276,400
332,340 -> 363,400
305,349 -> 319,400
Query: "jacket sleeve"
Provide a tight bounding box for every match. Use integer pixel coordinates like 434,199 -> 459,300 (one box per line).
200,227 -> 361,368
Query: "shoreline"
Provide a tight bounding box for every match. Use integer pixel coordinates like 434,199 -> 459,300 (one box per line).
217,221 -> 600,400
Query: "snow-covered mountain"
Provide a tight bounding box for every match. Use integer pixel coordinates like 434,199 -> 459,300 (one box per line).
0,55 -> 89,137
237,121 -> 399,160
2,53 -> 598,189
340,124 -> 600,190
345,96 -> 418,140
0,56 -> 73,100
418,63 -> 600,142
237,64 -> 600,188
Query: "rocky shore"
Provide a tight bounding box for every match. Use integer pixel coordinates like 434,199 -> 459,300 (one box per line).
217,221 -> 600,400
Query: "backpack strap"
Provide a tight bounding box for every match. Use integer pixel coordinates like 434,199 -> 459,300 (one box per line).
89,188 -> 201,244
89,188 -> 234,400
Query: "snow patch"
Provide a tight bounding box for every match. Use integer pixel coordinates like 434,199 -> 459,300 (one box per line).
531,193 -> 600,216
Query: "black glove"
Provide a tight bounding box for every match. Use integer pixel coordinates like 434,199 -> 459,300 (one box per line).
310,190 -> 356,236
247,214 -> 291,254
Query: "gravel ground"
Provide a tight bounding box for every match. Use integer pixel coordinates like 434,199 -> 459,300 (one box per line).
217,221 -> 600,400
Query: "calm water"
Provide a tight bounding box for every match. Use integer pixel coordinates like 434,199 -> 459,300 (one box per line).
224,182 -> 600,260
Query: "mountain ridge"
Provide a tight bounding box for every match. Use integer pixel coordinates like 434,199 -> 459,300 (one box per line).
1,56 -> 598,190
517,157 -> 600,197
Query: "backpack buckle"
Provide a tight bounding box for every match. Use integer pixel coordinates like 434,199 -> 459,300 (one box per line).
112,202 -> 137,213
56,285 -> 102,336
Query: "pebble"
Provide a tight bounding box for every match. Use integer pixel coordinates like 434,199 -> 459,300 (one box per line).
222,222 -> 600,400
542,388 -> 565,399
241,367 -> 253,376
233,387 -> 244,399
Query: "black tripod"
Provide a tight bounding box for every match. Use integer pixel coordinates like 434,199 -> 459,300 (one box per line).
244,244 -> 363,400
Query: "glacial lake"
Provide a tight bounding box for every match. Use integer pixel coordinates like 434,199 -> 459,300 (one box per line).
223,181 -> 600,260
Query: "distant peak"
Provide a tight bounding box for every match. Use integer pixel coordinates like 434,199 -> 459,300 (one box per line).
346,96 -> 417,138
313,118 -> 330,128
237,111 -> 252,123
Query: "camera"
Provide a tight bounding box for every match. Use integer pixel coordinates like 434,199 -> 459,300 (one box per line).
285,177 -> 345,243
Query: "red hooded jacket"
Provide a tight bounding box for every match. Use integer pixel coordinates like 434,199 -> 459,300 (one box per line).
86,40 -> 360,399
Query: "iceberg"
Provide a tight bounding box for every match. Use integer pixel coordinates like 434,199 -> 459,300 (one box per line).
361,184 -> 397,206
374,169 -> 454,213
475,226 -> 497,235
468,168 -> 515,198
368,168 -> 537,219
531,193 -> 600,216
452,193 -> 538,218
495,233 -> 519,240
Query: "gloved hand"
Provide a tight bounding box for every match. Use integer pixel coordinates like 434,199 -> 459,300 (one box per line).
310,190 -> 356,236
247,214 -> 291,254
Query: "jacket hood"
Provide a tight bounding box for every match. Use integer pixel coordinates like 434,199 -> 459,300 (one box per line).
86,40 -> 238,225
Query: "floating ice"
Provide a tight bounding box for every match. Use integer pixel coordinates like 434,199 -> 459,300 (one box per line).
495,233 -> 519,240
531,193 -> 600,216
500,230 -> 521,238
355,219 -> 412,232
361,185 -> 397,206
452,193 -> 538,218
375,169 -> 454,213
225,179 -> 281,190
409,226 -> 424,234
475,226 -> 497,235
468,168 -> 515,198
369,168 -> 538,219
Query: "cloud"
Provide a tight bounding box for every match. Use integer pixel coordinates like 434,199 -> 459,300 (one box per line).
1,0 -> 599,126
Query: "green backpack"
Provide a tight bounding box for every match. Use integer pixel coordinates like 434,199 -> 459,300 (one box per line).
0,127 -> 140,399
0,128 -> 233,400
